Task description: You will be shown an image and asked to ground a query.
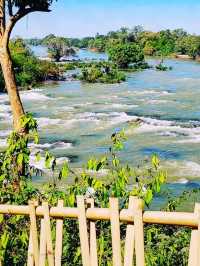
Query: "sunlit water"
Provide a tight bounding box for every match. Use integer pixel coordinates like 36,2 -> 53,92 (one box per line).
1,48 -> 200,207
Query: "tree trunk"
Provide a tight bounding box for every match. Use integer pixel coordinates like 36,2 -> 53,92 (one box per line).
0,47 -> 25,131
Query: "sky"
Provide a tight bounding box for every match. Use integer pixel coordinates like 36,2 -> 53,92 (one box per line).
12,0 -> 200,38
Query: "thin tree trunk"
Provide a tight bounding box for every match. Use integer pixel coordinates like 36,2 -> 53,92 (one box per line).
0,48 -> 25,131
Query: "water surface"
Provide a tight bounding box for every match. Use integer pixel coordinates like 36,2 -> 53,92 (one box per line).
1,56 -> 200,190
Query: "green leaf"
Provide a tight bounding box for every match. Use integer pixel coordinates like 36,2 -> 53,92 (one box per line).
159,171 -> 167,184
152,154 -> 160,169
61,162 -> 69,179
145,189 -> 153,205
45,152 -> 52,169
34,133 -> 39,144
35,152 -> 41,162
112,158 -> 120,167
17,153 -> 24,166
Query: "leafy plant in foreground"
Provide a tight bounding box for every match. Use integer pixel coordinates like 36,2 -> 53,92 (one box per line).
0,113 -> 185,266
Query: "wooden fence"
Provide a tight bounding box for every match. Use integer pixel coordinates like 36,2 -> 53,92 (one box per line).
0,196 -> 199,266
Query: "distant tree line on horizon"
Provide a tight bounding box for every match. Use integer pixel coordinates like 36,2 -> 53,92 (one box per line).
26,26 -> 200,59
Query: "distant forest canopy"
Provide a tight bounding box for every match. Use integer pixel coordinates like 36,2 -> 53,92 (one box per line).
25,26 -> 200,59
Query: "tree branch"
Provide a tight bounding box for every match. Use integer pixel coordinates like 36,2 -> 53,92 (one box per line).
0,0 -> 5,38
7,0 -> 13,16
2,6 -> 50,48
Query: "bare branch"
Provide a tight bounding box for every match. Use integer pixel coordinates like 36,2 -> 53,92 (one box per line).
7,0 -> 13,16
2,6 -> 50,47
0,0 -> 5,38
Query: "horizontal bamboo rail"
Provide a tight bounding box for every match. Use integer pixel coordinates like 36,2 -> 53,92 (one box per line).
0,197 -> 198,266
0,204 -> 198,227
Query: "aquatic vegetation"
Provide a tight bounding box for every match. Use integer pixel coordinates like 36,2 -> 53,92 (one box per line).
107,43 -> 145,69
155,63 -> 173,71
78,62 -> 126,83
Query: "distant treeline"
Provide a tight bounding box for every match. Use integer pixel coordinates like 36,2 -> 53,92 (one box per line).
26,26 -> 200,59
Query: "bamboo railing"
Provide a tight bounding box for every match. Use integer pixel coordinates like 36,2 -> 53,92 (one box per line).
0,196 -> 199,266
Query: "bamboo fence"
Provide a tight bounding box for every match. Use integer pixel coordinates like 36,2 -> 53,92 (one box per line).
0,196 -> 199,266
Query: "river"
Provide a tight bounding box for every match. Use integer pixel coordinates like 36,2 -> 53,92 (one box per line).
1,48 -> 200,209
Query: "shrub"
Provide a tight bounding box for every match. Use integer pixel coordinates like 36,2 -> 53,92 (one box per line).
0,113 -> 194,265
107,43 -> 145,68
79,62 -> 126,83
155,63 -> 173,71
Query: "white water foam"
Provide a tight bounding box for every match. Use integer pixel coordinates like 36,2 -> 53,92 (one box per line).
20,91 -> 51,101
167,160 -> 200,178
37,117 -> 63,127
0,139 -> 7,147
109,103 -> 138,109
127,115 -> 200,145
0,130 -> 11,137
29,153 -> 69,171
30,141 -> 72,150
147,99 -> 170,104
173,178 -> 189,184
130,90 -> 170,96
0,104 -> 10,112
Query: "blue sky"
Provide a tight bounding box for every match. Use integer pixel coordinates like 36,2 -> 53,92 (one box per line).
13,0 -> 200,38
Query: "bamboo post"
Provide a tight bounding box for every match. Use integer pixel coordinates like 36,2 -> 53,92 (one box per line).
55,200 -> 64,266
109,198 -> 122,266
77,196 -> 90,266
188,203 -> 200,266
124,196 -> 136,266
39,218 -> 46,266
27,231 -> 34,266
43,202 -> 54,266
29,201 -> 39,266
133,198 -> 145,266
86,198 -> 98,266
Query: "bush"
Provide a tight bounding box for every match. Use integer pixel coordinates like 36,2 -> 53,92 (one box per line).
155,63 -> 173,71
107,43 -> 145,69
79,62 -> 126,83
0,113 -> 195,265
0,114 -> 169,264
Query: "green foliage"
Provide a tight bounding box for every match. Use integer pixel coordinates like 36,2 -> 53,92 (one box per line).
79,62 -> 126,83
145,225 -> 190,266
2,38 -> 61,90
0,113 -> 195,265
107,43 -> 145,68
12,0 -> 54,10
175,35 -> 200,59
47,36 -> 76,61
27,26 -> 200,61
0,113 -> 38,185
155,63 -> 173,71
88,34 -> 107,52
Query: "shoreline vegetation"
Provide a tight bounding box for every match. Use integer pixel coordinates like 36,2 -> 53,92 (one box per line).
0,38 -> 66,93
26,26 -> 200,61
0,1 -> 199,263
0,26 -> 198,91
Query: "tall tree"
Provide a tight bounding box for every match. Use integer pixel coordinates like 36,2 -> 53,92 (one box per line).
0,0 -> 55,131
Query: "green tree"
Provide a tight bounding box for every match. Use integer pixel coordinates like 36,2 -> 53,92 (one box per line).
107,43 -> 144,68
175,35 -> 200,59
155,30 -> 175,57
47,37 -> 76,61
88,34 -> 107,52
